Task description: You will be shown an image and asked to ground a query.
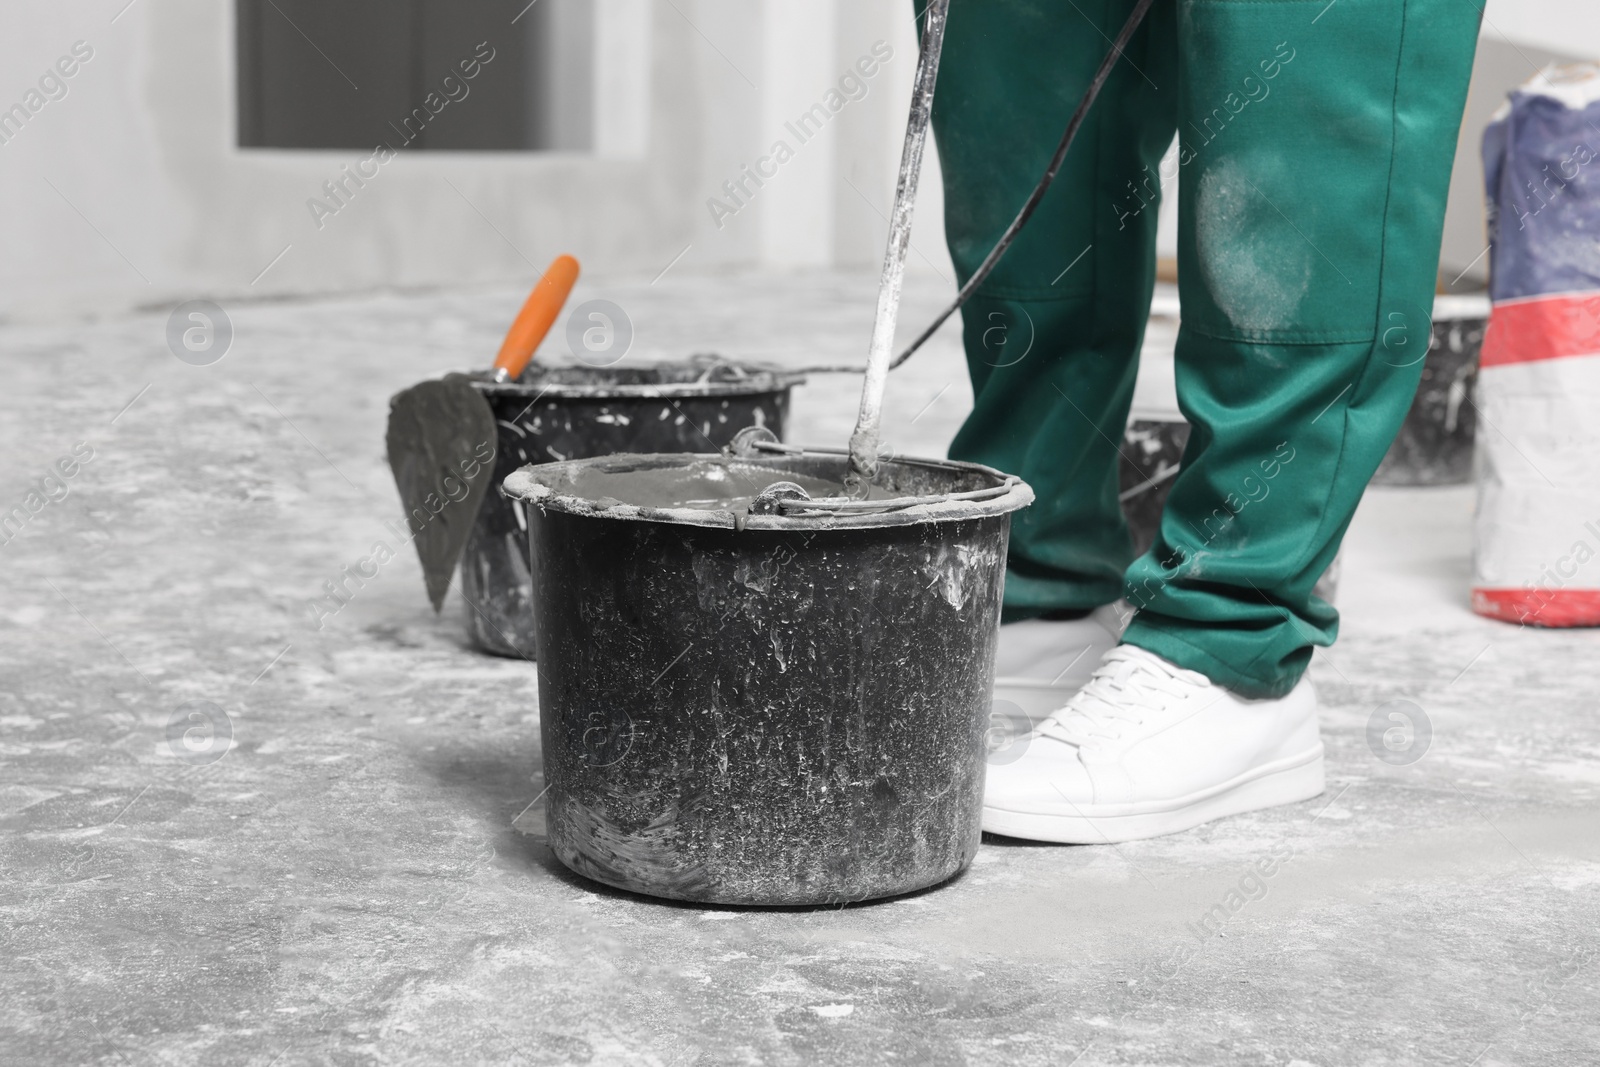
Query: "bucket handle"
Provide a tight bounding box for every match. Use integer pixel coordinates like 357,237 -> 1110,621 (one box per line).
741,439 -> 1023,516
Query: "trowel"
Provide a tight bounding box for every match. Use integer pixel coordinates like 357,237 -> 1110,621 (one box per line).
386,254 -> 580,611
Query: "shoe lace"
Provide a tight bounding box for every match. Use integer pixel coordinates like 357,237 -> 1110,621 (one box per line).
1036,646 -> 1211,747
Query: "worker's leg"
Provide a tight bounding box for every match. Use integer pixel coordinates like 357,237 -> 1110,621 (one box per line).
1120,0 -> 1482,696
932,0 -> 1179,621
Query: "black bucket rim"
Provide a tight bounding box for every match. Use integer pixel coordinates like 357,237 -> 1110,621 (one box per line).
470,357 -> 806,401
502,448 -> 1034,532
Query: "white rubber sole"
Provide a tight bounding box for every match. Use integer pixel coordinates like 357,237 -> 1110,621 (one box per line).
982,744 -> 1326,844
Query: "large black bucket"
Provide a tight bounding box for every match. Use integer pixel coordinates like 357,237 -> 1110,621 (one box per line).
502,448 -> 1033,905
462,360 -> 803,658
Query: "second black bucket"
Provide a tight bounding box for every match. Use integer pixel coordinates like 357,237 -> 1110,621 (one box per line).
503,448 -> 1033,905
461,359 -> 803,658
1371,294 -> 1487,486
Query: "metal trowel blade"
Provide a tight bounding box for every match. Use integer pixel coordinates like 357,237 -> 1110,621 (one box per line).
385,373 -> 499,612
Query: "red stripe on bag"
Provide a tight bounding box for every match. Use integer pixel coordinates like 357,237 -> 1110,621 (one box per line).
1472,588 -> 1600,627
1480,292 -> 1600,368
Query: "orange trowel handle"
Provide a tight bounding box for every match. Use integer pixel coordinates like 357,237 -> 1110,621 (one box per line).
491,254 -> 581,381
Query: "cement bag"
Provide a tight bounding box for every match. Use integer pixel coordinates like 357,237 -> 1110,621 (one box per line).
1473,64 -> 1600,627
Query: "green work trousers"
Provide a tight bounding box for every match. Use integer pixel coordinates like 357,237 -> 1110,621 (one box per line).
931,0 -> 1481,697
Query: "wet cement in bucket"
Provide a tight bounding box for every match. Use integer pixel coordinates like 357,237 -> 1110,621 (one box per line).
503,450 -> 1033,905
551,455 -> 888,512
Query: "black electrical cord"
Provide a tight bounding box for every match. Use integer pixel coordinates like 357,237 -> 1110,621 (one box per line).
890,0 -> 1158,370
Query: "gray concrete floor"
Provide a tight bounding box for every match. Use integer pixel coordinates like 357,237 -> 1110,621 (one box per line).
2,270 -> 1597,1066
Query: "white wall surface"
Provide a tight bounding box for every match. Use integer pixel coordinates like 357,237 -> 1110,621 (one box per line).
0,0 -> 849,319
755,0 -> 837,266
0,0 -> 949,319
3,1 -> 1587,318
1482,0 -> 1600,58
593,0 -> 653,160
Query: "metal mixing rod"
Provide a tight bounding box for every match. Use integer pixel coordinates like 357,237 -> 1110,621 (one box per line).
844,0 -> 951,496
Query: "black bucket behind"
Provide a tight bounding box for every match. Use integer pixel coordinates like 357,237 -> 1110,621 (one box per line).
461,359 -> 803,658
502,450 -> 1033,905
1371,297 -> 1485,486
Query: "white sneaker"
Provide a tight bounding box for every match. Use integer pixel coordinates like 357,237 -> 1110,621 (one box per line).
983,644 -> 1325,843
992,603 -> 1129,738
